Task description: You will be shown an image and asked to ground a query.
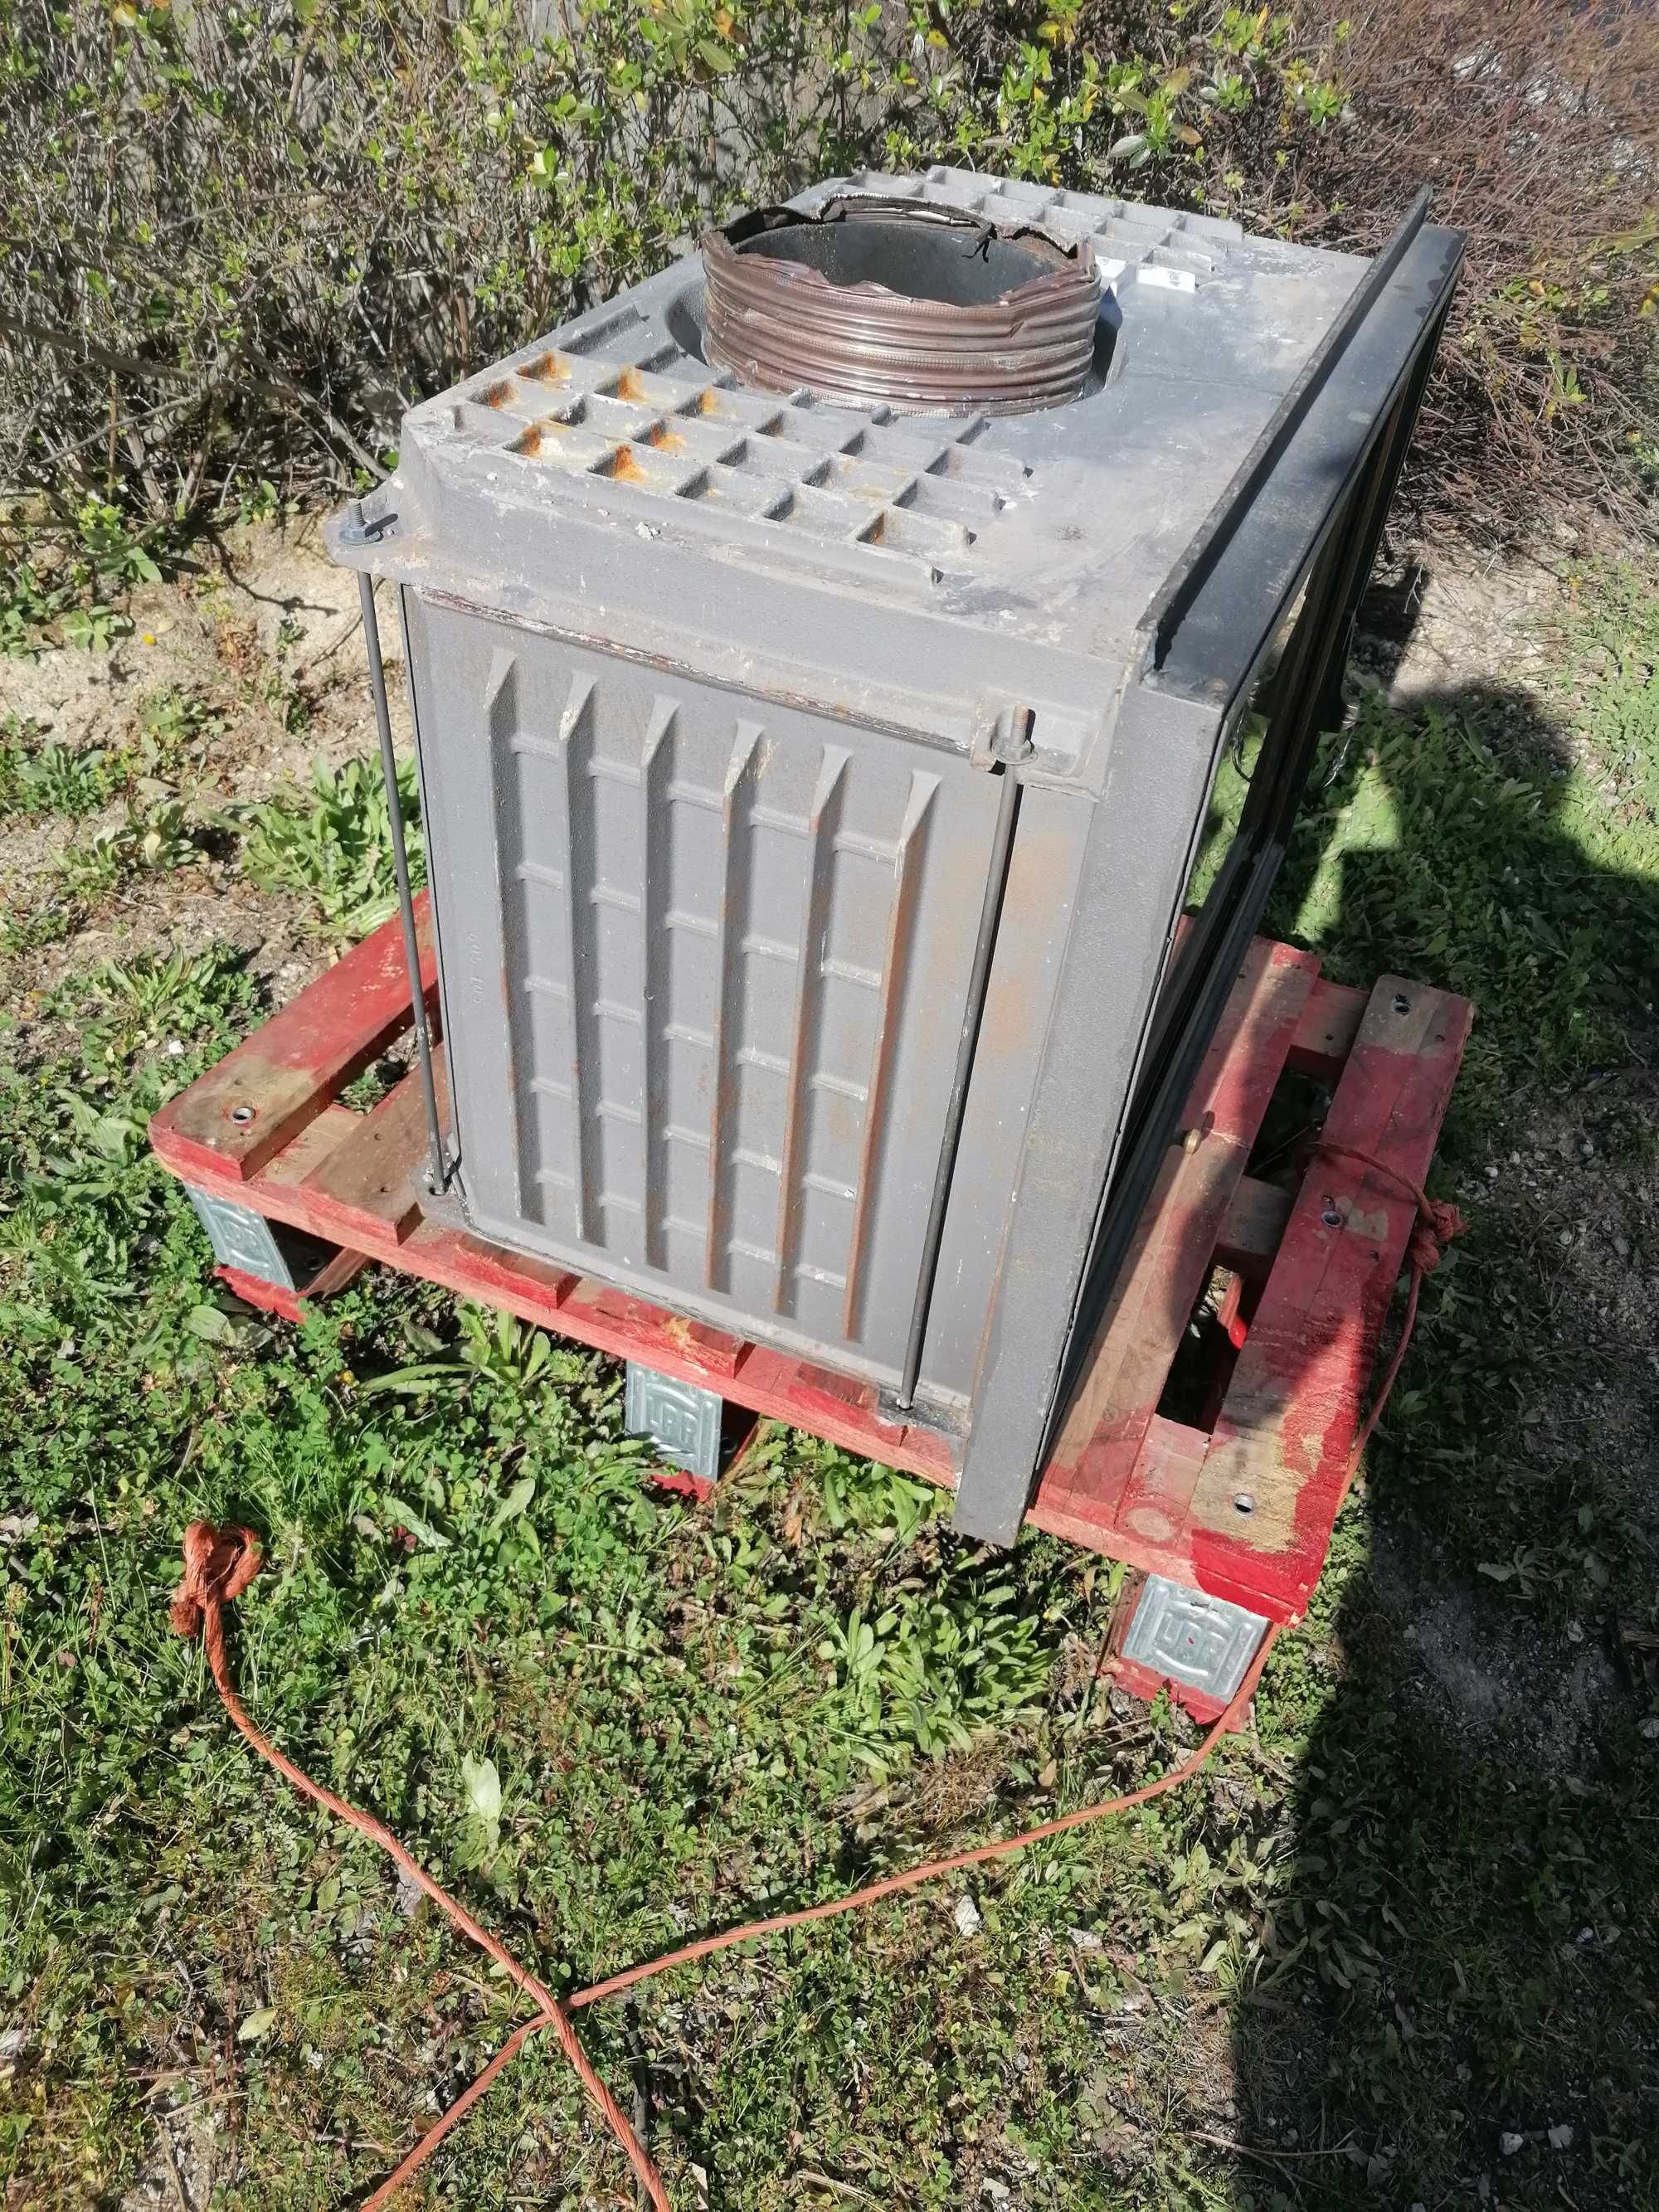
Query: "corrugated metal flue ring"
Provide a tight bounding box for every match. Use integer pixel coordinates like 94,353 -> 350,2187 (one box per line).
700,196 -> 1102,417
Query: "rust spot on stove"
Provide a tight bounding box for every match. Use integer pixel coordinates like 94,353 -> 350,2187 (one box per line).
607,444 -> 650,485
696,388 -> 722,416
646,421 -> 686,452
612,367 -> 648,403
513,412 -> 578,459
476,379 -> 514,408
522,351 -> 571,383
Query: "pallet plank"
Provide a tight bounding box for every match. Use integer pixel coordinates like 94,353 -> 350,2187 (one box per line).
1287,976 -> 1368,1081
1040,939 -> 1319,1530
151,897 -> 437,1184
741,1347 -> 956,1482
149,919 -> 1470,1618
218,1242 -> 368,1323
411,1218 -> 951,1475
1216,1174 -> 1294,1281
1029,1412 -> 1207,1582
562,1278 -> 749,1379
299,1049 -> 448,1246
255,1104 -> 362,1189
1185,975 -> 1473,1618
455,1235 -> 579,1309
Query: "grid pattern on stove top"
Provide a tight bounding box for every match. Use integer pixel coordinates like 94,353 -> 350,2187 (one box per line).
839,165 -> 1244,282
435,340 -> 1032,577
412,173 -> 1238,580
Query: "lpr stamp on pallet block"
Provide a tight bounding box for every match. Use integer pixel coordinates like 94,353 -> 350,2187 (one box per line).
314,167 -> 1463,1546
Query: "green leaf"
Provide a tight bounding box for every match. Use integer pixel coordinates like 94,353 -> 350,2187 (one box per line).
237,2007 -> 277,2042
486,1475 -> 536,1539
461,1753 -> 501,1828
384,1497 -> 450,1550
184,1304 -> 236,1343
460,1753 -> 503,1864
357,1360 -> 462,1396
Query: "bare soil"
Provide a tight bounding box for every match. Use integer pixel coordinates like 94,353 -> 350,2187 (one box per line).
0,516 -> 412,1047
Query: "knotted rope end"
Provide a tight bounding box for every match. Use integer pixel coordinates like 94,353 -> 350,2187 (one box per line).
1412,1197 -> 1466,1275
171,1519 -> 261,1640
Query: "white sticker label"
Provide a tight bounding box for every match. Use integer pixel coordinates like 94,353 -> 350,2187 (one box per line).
1137,265 -> 1198,294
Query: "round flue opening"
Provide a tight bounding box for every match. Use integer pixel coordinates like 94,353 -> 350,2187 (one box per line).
701,196 -> 1101,418
733,213 -> 1067,311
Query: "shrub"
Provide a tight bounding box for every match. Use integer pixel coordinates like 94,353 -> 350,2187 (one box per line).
1275,0 -> 1659,537
1,0 -> 882,513
894,0 -> 1659,537
1,1 -> 1652,542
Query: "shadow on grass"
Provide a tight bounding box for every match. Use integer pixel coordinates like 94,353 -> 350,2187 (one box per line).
1225,576 -> 1659,2209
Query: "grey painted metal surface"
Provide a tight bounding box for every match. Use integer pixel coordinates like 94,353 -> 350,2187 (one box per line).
328,164 -> 1462,1546
624,1360 -> 724,1485
404,597 -> 1006,1381
1121,1573 -> 1270,1704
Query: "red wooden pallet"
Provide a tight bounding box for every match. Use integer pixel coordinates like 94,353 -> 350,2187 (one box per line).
150,902 -> 1471,1630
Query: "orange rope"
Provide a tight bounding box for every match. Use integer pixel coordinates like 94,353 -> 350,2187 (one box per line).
169,1524 -> 665,2211
171,1524 -> 1279,2206
170,1151 -> 1462,2201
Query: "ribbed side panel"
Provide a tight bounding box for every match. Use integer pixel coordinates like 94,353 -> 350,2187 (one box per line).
421,609 -> 1002,1381
637,698 -> 675,1272
773,748 -> 849,1315
704,725 -> 765,1295
842,772 -> 932,1342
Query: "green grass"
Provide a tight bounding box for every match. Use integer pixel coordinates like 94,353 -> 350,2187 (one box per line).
1,563 -> 1656,2209
237,756 -> 424,945
0,686 -> 237,834
1200,567 -> 1659,1126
